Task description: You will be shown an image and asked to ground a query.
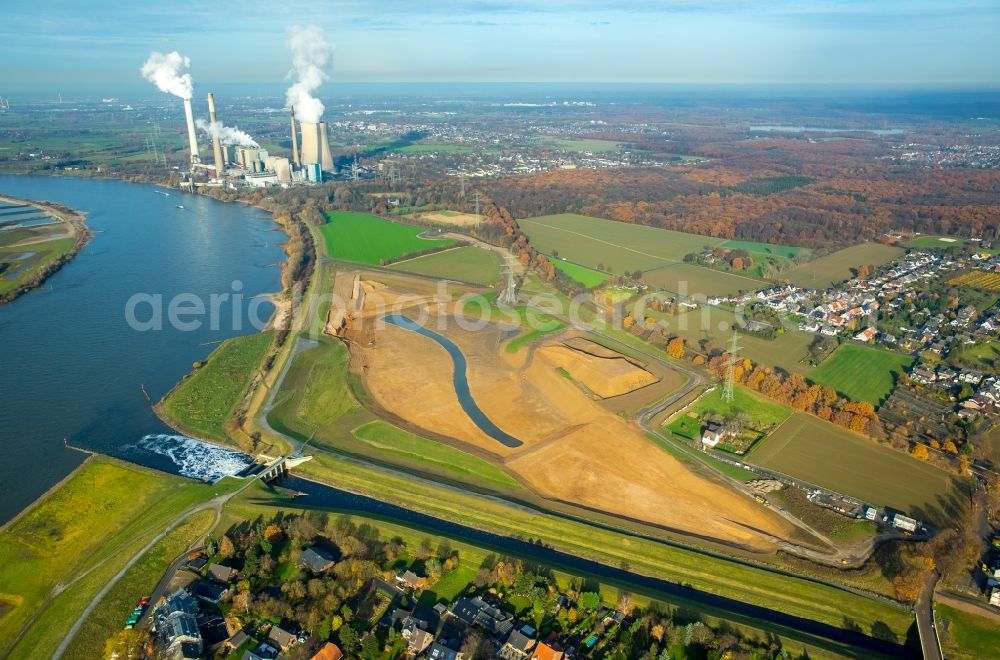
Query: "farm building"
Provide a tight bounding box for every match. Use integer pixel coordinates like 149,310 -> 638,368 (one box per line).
892,513 -> 918,532
701,422 -> 727,449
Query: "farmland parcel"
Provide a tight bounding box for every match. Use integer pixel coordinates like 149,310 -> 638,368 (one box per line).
389,246 -> 501,285
319,211 -> 453,265
749,412 -> 962,523
784,243 -> 904,288
809,344 -> 914,405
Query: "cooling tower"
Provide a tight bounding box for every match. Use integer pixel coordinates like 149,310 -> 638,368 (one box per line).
319,122 -> 333,172
289,108 -> 300,166
207,93 -> 225,178
299,121 -> 320,167
182,97 -> 200,164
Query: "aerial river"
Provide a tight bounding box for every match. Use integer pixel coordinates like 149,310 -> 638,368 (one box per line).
0,175 -> 283,523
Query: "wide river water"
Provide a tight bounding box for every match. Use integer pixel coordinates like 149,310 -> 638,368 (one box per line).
0,175 -> 283,523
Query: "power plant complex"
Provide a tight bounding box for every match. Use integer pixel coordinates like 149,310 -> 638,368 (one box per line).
176,93 -> 337,189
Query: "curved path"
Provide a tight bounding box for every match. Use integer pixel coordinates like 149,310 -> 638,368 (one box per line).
53,482 -> 255,659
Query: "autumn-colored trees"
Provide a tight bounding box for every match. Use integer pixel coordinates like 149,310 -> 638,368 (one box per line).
666,337 -> 685,358
703,353 -> 882,439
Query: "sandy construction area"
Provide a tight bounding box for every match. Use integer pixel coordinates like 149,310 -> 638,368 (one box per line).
347,282 -> 798,550
536,343 -> 658,398
419,211 -> 482,227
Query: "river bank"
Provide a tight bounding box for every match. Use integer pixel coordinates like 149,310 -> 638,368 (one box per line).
0,194 -> 92,304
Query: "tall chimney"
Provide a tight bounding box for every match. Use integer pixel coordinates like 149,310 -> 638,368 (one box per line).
289,107 -> 300,166
182,97 -> 200,164
319,122 -> 334,172
207,93 -> 225,178
299,121 -> 320,166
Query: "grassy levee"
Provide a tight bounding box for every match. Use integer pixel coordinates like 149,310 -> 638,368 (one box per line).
159,331 -> 274,443
10,509 -> 216,659
389,246 -> 501,285
352,421 -> 522,491
292,451 -> 913,640
266,336 -> 524,494
935,603 -> 1000,659
809,344 -> 914,406
319,211 -> 453,265
0,456 -> 237,656
748,413 -> 963,523
219,481 -> 889,660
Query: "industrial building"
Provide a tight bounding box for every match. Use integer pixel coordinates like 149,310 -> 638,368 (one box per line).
175,95 -> 336,189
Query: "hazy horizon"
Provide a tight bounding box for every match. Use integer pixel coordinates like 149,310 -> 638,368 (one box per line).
2,1 -> 998,90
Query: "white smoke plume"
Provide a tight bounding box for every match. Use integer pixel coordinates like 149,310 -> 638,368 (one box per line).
285,26 -> 334,123
195,119 -> 258,147
140,51 -> 193,99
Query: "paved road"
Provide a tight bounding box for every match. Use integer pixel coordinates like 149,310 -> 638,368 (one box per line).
915,571 -> 943,660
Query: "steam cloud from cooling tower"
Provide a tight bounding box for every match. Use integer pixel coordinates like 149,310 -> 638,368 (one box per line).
141,50 -> 200,163
195,119 -> 258,147
285,26 -> 334,123
140,51 -> 193,99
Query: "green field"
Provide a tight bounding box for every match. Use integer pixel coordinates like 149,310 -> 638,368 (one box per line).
395,143 -> 473,153
936,604 -> 1000,660
352,421 -> 521,490
551,258 -> 608,287
319,211 -> 454,265
520,213 -> 724,273
720,240 -> 808,259
642,262 -> 763,297
0,457 -> 232,657
667,385 -> 792,440
160,332 -> 273,443
748,413 -> 961,522
389,246 -> 501,285
0,235 -> 76,295
784,243 -> 904,288
48,509 -> 216,660
809,344 -> 913,405
903,236 -> 970,249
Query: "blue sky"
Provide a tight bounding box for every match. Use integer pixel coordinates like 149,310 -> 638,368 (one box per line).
1,1 -> 998,90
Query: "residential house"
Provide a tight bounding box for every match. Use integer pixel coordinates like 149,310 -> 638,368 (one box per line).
498,625 -> 537,660
395,569 -> 427,590
530,642 -> 565,660
311,642 -> 344,660
427,640 -> 463,660
298,546 -> 336,574
222,630 -> 249,653
267,625 -> 298,653
990,587 -> 1000,608
208,563 -> 239,583
701,422 -> 726,449
193,580 -> 229,605
854,327 -> 876,343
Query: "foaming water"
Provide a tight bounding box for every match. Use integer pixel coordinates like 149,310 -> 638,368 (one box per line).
0,175 -> 283,522
136,434 -> 253,482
